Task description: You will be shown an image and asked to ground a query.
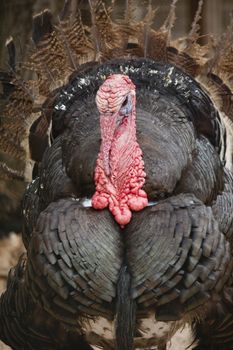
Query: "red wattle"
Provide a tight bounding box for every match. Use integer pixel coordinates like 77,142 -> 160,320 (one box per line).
92,145 -> 148,227
92,194 -> 108,209
92,74 -> 148,227
128,193 -> 148,211
112,206 -> 132,226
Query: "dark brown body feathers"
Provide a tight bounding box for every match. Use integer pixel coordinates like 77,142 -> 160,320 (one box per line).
1,1 -> 233,349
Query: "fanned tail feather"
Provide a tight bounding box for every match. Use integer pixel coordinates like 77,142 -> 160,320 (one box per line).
186,0 -> 203,48
0,3 -> 232,190
0,0 -> 232,216
161,0 -> 178,44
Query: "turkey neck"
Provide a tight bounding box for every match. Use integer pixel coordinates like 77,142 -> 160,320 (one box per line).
109,108 -> 137,189
92,74 -> 148,227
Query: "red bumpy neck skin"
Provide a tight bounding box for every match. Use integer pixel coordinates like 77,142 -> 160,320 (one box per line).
92,74 -> 148,227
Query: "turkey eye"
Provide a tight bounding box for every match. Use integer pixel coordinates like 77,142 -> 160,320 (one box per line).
119,94 -> 132,116
122,97 -> 128,107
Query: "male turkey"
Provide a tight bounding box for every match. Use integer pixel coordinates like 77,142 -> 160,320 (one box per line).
1,1 -> 233,349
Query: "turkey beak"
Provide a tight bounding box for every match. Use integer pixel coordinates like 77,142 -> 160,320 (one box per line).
100,112 -> 118,176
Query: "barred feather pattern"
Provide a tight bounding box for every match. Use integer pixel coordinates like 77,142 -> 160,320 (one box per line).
57,10 -> 93,68
0,77 -> 34,162
30,31 -> 68,95
0,0 -> 233,153
1,0 -> 232,179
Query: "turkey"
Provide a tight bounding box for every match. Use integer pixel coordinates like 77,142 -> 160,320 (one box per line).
1,0 -> 233,349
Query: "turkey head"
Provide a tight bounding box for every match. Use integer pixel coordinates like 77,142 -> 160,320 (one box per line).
92,74 -> 148,226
